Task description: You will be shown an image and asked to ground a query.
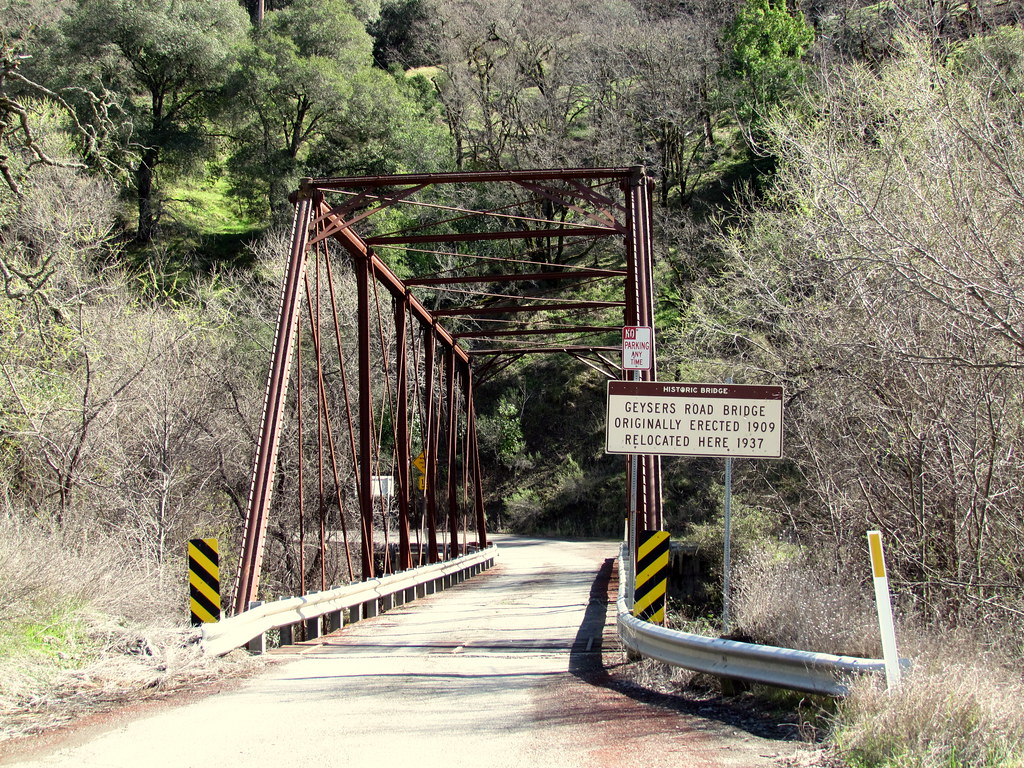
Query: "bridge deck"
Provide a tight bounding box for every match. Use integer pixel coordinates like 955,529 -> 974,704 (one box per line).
6,537 -> 799,767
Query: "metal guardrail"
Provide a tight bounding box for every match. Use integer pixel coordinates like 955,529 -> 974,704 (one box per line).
205,541 -> 885,695
615,545 -> 887,696
202,546 -> 499,656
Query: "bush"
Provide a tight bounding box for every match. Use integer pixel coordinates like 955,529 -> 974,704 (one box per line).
733,546 -> 879,657
0,511 -> 172,717
0,512 -> 256,740
706,31 -> 1024,629
680,496 -> 775,617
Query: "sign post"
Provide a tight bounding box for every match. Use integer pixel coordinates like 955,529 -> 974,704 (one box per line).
621,327 -> 652,604
722,442 -> 734,633
722,375 -> 734,634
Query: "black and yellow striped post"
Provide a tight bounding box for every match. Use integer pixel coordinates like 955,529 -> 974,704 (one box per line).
188,538 -> 221,626
633,530 -> 669,624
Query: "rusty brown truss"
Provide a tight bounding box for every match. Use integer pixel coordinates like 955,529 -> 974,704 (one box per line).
233,167 -> 663,614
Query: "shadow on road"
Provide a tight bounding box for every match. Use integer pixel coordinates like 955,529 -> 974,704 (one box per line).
568,558 -> 808,743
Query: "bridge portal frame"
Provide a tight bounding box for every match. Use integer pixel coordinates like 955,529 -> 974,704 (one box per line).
233,168 -> 662,614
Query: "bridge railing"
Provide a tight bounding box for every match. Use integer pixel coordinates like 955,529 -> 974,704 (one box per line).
616,544 -> 893,696
202,546 -> 499,657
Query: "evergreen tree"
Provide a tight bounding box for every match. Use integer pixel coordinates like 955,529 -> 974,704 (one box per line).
60,0 -> 249,243
724,0 -> 814,127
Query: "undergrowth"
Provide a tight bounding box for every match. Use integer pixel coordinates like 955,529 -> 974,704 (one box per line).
732,546 -> 879,657
0,513 -> 260,741
833,646 -> 1024,768
727,543 -> 1024,767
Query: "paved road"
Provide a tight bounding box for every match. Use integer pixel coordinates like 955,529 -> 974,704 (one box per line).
3,536 -> 800,767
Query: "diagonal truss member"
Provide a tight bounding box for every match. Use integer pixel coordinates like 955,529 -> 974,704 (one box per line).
234,167 -> 663,613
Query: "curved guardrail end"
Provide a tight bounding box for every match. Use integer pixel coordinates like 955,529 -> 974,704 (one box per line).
614,544 -> 894,697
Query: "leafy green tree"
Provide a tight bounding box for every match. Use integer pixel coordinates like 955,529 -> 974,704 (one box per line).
370,0 -> 432,70
724,0 -> 814,127
306,70 -> 450,179
0,2 -> 101,203
492,396 -> 526,468
59,0 -> 249,243
227,0 -> 448,219
226,0 -> 372,218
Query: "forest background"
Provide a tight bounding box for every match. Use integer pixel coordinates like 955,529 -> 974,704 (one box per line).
2,0 -> 1024,764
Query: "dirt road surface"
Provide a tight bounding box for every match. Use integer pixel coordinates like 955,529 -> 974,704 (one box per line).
1,536 -> 810,767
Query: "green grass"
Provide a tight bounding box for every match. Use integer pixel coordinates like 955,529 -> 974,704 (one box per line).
163,173 -> 260,238
0,604 -> 94,672
120,170 -> 265,296
406,65 -> 441,81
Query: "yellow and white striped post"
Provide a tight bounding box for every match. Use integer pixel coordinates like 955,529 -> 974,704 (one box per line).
867,530 -> 901,688
189,538 -> 221,626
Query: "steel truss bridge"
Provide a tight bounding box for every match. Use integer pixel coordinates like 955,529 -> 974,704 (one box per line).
233,167 -> 663,613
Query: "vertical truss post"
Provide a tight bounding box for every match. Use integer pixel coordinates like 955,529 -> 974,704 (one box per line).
622,171 -> 642,580
296,320 -> 307,596
637,172 -> 664,530
395,294 -> 413,571
445,345 -> 459,558
423,327 -> 440,563
466,366 -> 488,548
234,191 -> 314,614
355,250 -> 375,581
626,167 -> 661,532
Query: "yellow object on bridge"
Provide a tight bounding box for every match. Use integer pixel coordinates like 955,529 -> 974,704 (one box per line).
189,538 -> 221,625
633,530 -> 669,624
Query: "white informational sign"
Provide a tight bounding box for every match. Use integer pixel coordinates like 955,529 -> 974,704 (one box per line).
622,326 -> 653,371
605,381 -> 784,458
371,475 -> 394,498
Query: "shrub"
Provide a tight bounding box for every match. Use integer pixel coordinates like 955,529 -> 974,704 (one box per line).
0,511 -> 256,740
733,545 -> 879,657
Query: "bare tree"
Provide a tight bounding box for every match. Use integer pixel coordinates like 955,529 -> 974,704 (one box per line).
699,32 -> 1024,627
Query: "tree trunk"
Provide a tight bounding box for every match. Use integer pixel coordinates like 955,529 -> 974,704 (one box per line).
135,147 -> 159,244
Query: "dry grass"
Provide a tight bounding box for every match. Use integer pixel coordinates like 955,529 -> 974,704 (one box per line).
730,543 -> 1024,767
0,513 -> 177,625
0,620 -> 260,740
833,643 -> 1024,768
0,513 -> 261,741
733,547 -> 881,658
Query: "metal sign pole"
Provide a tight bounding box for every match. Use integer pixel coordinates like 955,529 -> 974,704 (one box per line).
628,368 -> 640,606
722,454 -> 733,634
722,375 -> 734,635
